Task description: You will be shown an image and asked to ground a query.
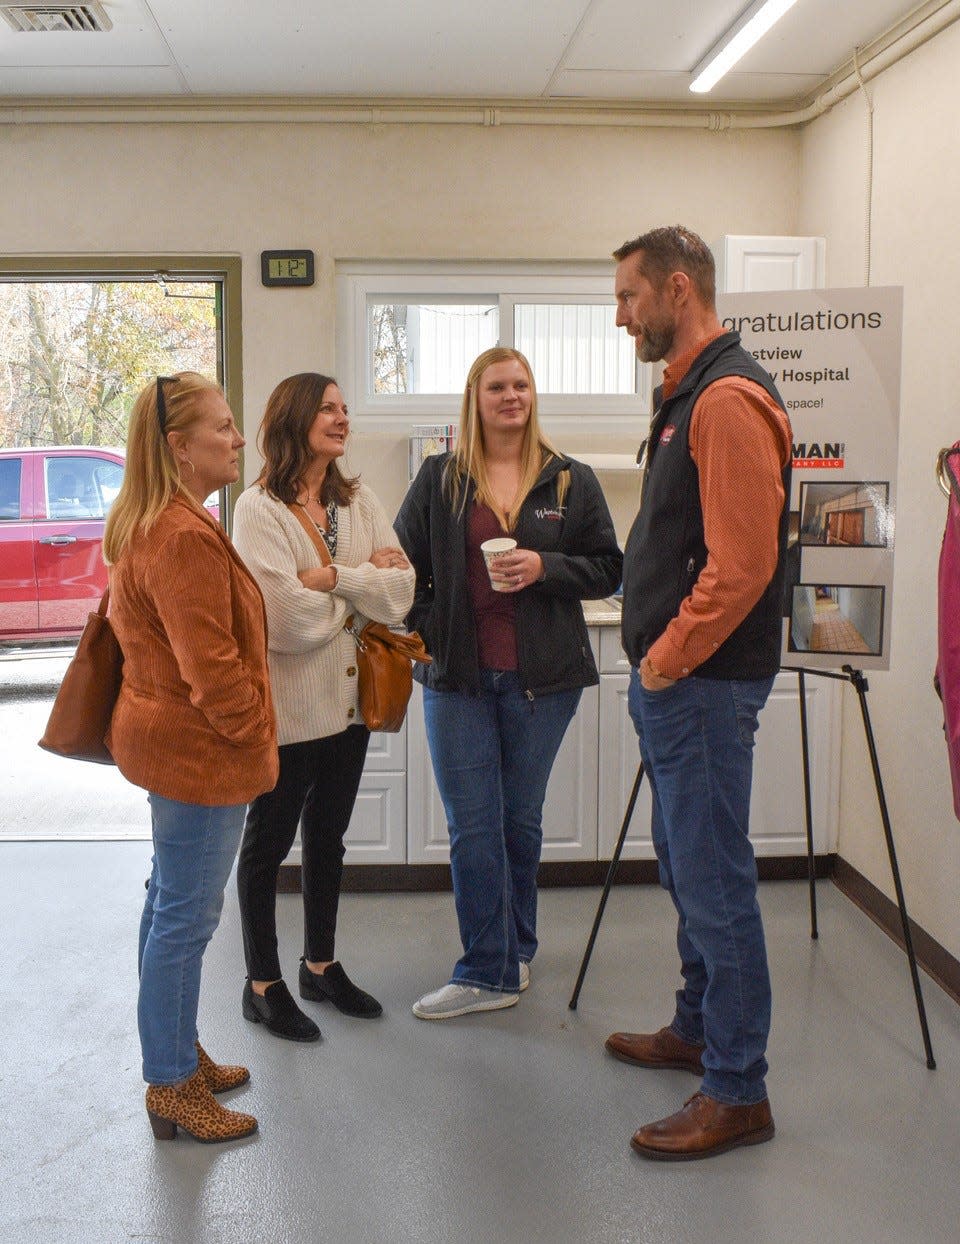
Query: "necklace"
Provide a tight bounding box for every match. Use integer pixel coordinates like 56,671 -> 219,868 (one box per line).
295,498 -> 338,557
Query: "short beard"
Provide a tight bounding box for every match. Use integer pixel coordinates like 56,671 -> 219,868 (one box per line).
636,319 -> 674,363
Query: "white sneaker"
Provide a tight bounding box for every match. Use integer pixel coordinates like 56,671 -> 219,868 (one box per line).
519,962 -> 530,992
412,983 -> 519,1020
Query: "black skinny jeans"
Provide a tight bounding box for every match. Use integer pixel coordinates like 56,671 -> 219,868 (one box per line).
236,724 -> 370,981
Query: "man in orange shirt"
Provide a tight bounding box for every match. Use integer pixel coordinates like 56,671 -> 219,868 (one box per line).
607,226 -> 792,1160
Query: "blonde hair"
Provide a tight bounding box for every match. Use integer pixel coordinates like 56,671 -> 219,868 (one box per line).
445,347 -> 569,531
102,371 -> 222,564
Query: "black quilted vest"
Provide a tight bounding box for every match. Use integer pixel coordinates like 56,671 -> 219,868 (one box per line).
621,331 -> 791,679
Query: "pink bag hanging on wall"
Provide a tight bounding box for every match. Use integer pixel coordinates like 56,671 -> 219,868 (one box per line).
936,444 -> 960,820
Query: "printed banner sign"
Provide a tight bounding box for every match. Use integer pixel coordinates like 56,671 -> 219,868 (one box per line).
715,287 -> 903,671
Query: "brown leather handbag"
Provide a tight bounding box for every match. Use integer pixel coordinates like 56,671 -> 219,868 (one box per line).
287,503 -> 431,732
348,619 -> 431,733
38,588 -> 123,764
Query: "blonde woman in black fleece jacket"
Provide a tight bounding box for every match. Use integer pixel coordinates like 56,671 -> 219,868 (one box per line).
395,347 -> 622,1021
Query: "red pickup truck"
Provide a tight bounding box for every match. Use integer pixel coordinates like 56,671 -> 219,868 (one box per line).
0,446 -> 126,645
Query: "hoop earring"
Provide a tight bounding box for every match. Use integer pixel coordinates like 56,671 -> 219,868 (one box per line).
182,458 -> 196,478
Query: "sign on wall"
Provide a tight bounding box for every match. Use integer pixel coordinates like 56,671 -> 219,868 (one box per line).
715,287 -> 903,671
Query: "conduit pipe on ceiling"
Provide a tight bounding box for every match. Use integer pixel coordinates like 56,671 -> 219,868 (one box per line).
725,0 -> 960,129
0,0 -> 958,131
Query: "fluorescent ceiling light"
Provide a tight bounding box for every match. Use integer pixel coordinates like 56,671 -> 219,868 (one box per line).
690,0 -> 800,94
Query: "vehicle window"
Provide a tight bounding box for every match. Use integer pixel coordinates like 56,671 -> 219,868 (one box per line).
0,458 -> 20,520
92,460 -> 123,513
45,455 -> 122,520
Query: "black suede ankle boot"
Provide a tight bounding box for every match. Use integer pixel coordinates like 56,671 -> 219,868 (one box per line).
242,979 -> 321,1042
298,959 -> 383,1018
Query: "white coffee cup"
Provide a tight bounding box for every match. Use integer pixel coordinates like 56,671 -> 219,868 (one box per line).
480,537 -> 517,591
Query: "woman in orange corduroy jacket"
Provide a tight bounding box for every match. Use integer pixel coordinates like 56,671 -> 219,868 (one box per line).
104,372 -> 277,1145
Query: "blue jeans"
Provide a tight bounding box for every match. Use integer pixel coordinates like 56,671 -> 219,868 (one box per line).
424,671 -> 581,991
628,668 -> 774,1105
138,794 -> 246,1085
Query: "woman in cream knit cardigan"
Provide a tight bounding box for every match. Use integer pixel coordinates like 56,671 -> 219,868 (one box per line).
233,372 -> 414,1041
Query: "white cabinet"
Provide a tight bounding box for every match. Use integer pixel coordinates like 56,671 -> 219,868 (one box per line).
597,670 -> 652,857
595,659 -> 841,859
405,685 -> 451,864
344,725 -> 408,864
287,725 -> 408,867
293,620 -> 840,869
406,633 -> 602,864
715,235 -> 825,293
539,683 -> 599,860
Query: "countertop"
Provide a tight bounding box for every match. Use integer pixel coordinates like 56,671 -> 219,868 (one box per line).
582,596 -> 622,627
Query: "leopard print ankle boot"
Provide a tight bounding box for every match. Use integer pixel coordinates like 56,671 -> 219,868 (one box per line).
196,1041 -> 250,1093
146,1068 -> 258,1142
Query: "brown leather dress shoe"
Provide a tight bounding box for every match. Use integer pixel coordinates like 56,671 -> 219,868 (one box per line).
605,1025 -> 705,1074
630,1091 -> 774,1161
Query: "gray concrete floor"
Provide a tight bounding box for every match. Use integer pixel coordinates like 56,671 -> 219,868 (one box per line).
3,842 -> 960,1244
0,653 -> 147,841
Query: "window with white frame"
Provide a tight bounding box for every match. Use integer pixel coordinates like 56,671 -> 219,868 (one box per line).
337,262 -> 652,432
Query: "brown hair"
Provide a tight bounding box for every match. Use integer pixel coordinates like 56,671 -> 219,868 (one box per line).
445,347 -> 568,531
103,371 -> 220,563
613,225 -> 716,306
258,372 -> 358,506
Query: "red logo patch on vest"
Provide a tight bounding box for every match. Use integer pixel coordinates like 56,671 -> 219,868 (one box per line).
659,424 -> 677,445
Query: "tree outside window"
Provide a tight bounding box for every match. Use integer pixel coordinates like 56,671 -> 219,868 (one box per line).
0,280 -> 218,448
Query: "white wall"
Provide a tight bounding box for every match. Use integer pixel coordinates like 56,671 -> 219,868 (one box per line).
792,585 -> 815,649
0,118 -> 799,535
800,20 -> 960,962
4,70 -> 957,960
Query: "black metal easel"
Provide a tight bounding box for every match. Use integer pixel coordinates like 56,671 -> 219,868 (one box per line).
785,664 -> 935,1068
567,760 -> 644,1011
568,664 -> 936,1070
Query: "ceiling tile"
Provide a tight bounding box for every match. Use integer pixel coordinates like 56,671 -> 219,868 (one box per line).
565,0 -> 746,72
0,0 -> 931,105
146,0 -> 588,96
0,65 -> 185,93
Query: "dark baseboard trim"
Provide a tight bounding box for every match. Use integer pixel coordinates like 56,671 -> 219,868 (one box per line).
831,856 -> 960,1006
279,852 -> 834,894
278,852 -> 960,1007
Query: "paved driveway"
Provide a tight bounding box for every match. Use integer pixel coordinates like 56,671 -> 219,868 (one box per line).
0,652 -> 149,840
